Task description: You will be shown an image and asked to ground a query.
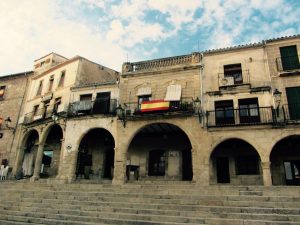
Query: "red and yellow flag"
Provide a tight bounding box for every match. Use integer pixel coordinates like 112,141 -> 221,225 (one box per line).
141,100 -> 170,112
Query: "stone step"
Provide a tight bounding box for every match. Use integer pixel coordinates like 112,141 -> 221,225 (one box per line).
0,209 -> 208,224
2,204 -> 300,222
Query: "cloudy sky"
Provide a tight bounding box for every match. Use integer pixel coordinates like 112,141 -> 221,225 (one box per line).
0,0 -> 299,75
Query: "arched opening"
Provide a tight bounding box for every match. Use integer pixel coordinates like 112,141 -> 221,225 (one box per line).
127,123 -> 193,181
20,130 -> 39,178
41,124 -> 63,178
210,138 -> 262,185
270,135 -> 300,186
76,128 -> 115,181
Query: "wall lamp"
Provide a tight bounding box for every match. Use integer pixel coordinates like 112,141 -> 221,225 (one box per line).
4,117 -> 16,133
273,89 -> 282,108
116,104 -> 126,128
193,97 -> 202,122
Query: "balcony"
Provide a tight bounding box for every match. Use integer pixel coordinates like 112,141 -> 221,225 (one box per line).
276,55 -> 300,73
218,70 -> 250,89
24,107 -> 58,125
68,99 -> 117,117
122,98 -> 195,120
206,106 -> 274,128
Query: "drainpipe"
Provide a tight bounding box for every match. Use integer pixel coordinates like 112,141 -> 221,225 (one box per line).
199,53 -> 204,127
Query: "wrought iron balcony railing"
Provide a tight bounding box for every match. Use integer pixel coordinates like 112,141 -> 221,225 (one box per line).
68,99 -> 117,117
218,70 -> 250,88
122,98 -> 195,118
276,55 -> 300,72
206,106 -> 274,127
24,107 -> 57,125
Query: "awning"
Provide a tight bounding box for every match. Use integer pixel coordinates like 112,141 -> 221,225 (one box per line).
137,87 -> 151,96
164,85 -> 181,101
141,100 -> 170,112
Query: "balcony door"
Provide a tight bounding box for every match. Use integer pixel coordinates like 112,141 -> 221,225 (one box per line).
224,64 -> 243,85
238,98 -> 260,124
215,100 -> 234,125
286,87 -> 300,120
94,92 -> 110,114
280,46 -> 299,71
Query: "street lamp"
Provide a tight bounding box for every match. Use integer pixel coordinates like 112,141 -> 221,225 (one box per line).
4,117 -> 15,133
273,89 -> 282,116
116,104 -> 126,128
193,97 -> 202,122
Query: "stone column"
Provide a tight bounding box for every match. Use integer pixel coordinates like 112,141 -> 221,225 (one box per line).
262,161 -> 272,186
12,146 -> 25,176
192,149 -> 210,186
31,143 -> 44,181
112,150 -> 127,185
56,138 -> 66,181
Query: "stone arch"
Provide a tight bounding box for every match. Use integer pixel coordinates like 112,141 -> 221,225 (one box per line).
126,122 -> 193,181
75,127 -> 115,181
15,129 -> 40,178
270,135 -> 300,186
210,138 -> 262,185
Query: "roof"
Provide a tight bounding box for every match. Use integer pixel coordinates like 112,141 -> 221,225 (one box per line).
0,71 -> 33,80
34,52 -> 68,62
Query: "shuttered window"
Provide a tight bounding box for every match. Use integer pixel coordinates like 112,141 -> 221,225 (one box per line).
280,46 -> 300,71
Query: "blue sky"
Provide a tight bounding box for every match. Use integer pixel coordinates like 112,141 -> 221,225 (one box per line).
0,0 -> 299,75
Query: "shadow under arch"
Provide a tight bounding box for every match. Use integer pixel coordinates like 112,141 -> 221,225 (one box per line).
16,129 -> 40,179
126,122 -> 193,181
210,138 -> 262,185
270,135 -> 300,186
76,128 -> 115,181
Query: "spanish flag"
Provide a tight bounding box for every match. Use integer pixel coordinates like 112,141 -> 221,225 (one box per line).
141,100 -> 170,113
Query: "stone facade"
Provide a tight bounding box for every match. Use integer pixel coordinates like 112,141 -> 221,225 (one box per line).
6,35 -> 300,187
0,72 -> 33,169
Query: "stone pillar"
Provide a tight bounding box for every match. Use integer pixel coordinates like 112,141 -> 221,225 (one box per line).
56,138 -> 66,181
112,150 -> 127,185
12,146 -> 25,176
262,161 -> 272,186
31,143 -> 44,181
192,149 -> 210,186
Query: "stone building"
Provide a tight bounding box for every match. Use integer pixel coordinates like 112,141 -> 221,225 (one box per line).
13,53 -> 119,181
0,71 -> 33,168
10,35 -> 300,186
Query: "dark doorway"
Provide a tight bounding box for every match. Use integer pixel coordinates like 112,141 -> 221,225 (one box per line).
103,150 -> 115,179
216,157 -> 230,183
182,149 -> 193,180
93,92 -> 110,114
284,161 -> 300,185
148,150 -> 166,176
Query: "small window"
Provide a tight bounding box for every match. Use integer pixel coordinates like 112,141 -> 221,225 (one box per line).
138,95 -> 151,110
53,97 -> 61,112
214,100 -> 234,125
80,94 -> 92,101
33,105 -> 39,116
48,75 -> 54,92
36,80 -> 43,96
58,71 -> 65,87
0,86 -> 6,99
235,156 -> 259,175
224,64 -> 243,84
41,61 -> 45,67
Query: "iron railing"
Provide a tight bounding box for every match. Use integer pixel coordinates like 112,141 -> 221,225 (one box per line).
276,55 -> 300,72
122,98 -> 195,117
68,99 -> 117,116
218,70 -> 250,88
206,106 -> 274,127
24,107 -> 57,124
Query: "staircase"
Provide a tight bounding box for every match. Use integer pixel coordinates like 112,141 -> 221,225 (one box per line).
0,180 -> 300,225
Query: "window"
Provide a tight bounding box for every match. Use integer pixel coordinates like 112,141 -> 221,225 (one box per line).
0,86 -> 6,99
286,86 -> 300,120
53,97 -> 61,112
215,100 -> 234,125
80,94 -> 92,101
280,45 -> 300,71
235,156 -> 259,175
36,80 -> 43,96
138,95 -> 151,110
41,61 -> 45,67
224,64 -> 243,85
48,75 -> 54,92
58,71 -> 65,87
33,105 -> 39,116
238,98 -> 260,123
